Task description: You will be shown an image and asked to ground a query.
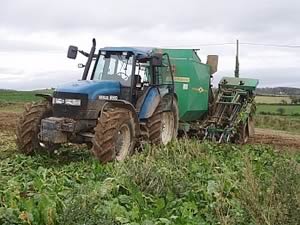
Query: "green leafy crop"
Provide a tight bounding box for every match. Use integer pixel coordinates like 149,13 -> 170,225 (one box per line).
0,136 -> 299,225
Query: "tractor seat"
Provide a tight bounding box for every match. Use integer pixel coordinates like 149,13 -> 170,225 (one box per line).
135,75 -> 142,88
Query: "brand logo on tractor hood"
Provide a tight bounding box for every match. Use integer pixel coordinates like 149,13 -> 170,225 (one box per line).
98,95 -> 118,100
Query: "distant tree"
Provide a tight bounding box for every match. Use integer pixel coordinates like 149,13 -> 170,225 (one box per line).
281,99 -> 287,104
277,107 -> 285,115
290,96 -> 296,104
256,87 -> 300,96
290,96 -> 300,104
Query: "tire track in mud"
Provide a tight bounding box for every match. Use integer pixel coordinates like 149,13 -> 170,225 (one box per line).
249,128 -> 300,150
0,112 -> 18,131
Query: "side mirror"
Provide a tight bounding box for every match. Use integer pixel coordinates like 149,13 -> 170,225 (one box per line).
67,45 -> 78,59
151,53 -> 163,66
206,55 -> 218,74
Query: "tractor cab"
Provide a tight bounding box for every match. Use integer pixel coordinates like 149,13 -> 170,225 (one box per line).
66,40 -> 174,107
90,47 -> 174,107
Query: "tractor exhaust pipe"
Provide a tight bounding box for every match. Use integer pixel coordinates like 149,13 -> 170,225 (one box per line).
82,38 -> 96,80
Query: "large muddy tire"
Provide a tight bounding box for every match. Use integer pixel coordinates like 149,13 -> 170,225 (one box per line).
145,104 -> 162,145
16,101 -> 53,154
146,98 -> 179,145
92,108 -> 136,163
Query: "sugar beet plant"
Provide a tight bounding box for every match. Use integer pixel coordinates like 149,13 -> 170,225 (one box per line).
0,137 -> 299,225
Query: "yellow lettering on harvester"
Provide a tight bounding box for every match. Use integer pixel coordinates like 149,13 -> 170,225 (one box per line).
174,77 -> 190,83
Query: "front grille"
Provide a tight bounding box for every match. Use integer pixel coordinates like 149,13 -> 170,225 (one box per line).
53,104 -> 81,118
53,92 -> 88,118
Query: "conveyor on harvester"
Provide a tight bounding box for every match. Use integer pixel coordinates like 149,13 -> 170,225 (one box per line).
203,77 -> 258,143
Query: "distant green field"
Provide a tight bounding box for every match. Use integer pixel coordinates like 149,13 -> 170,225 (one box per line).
256,104 -> 300,115
255,115 -> 300,134
0,90 -> 53,112
0,90 -> 53,103
256,95 -> 292,104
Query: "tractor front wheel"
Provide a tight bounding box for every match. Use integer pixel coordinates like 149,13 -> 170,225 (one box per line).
92,108 -> 136,163
16,101 -> 54,154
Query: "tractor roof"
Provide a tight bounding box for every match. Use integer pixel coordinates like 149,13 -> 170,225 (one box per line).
100,47 -> 154,57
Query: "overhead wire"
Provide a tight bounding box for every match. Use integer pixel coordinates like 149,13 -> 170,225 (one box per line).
240,42 -> 300,48
162,42 -> 300,49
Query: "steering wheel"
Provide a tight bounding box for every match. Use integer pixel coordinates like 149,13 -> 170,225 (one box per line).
116,72 -> 129,80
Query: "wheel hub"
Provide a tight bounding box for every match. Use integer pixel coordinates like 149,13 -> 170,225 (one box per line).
161,112 -> 174,145
115,124 -> 131,161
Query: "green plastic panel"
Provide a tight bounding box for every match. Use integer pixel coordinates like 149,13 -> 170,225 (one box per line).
162,49 -> 211,122
219,77 -> 259,91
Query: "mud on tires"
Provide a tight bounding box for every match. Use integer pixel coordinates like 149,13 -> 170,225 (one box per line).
16,101 -> 52,154
145,104 -> 162,145
92,108 -> 136,163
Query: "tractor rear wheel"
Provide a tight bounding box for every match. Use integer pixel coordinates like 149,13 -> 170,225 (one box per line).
147,98 -> 178,145
92,108 -> 136,163
16,101 -> 54,154
145,104 -> 162,145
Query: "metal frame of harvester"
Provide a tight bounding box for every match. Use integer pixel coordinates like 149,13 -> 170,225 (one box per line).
202,77 -> 257,143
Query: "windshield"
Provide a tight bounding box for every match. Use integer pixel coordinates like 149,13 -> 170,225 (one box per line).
93,53 -> 134,86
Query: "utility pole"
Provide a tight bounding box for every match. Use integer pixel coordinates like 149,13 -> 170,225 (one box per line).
234,39 -> 240,78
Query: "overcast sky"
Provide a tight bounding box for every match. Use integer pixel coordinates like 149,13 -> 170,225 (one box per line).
0,0 -> 300,90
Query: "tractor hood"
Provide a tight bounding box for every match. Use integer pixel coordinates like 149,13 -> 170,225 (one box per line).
55,80 -> 121,100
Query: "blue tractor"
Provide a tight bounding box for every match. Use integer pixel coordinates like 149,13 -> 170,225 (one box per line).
16,39 -> 179,163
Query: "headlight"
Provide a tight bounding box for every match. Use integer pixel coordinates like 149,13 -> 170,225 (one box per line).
52,98 -> 81,106
53,98 -> 64,104
65,99 -> 81,106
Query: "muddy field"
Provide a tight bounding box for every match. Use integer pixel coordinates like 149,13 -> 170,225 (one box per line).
0,111 -> 18,130
249,128 -> 300,150
1,111 -> 299,150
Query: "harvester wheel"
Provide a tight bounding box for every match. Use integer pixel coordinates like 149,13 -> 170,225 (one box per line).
16,101 -> 55,154
147,98 -> 178,145
248,115 -> 255,137
236,123 -> 249,144
92,108 -> 136,163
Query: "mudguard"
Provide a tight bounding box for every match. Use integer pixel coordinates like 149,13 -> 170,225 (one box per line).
138,87 -> 161,119
35,94 -> 52,103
